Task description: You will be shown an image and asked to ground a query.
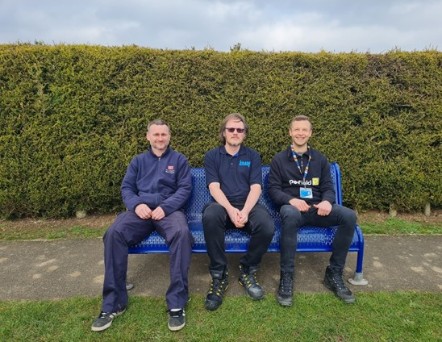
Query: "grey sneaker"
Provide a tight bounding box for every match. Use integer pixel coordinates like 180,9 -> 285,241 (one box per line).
238,264 -> 264,300
324,266 -> 356,304
277,271 -> 294,307
168,309 -> 185,331
91,308 -> 126,332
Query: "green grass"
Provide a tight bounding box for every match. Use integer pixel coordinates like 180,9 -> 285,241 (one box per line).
0,215 -> 440,241
0,225 -> 107,240
360,217 -> 441,235
1,293 -> 441,341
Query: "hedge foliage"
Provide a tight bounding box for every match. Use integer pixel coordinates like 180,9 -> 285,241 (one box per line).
0,44 -> 441,218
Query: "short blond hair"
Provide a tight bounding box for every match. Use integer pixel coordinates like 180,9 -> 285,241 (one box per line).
290,115 -> 312,129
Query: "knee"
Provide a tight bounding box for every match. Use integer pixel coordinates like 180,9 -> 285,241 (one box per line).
280,205 -> 302,224
260,215 -> 275,237
103,212 -> 132,243
103,223 -> 120,242
169,225 -> 193,245
203,203 -> 225,223
348,210 -> 357,225
339,206 -> 357,226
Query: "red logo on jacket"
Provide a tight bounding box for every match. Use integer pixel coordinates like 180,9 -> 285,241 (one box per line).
165,165 -> 175,174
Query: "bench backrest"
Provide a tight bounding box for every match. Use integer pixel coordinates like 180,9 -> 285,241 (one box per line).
185,162 -> 341,225
129,161 -> 365,263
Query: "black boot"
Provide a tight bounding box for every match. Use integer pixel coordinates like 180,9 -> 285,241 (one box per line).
277,271 -> 294,307
238,264 -> 264,300
324,266 -> 355,304
205,269 -> 229,311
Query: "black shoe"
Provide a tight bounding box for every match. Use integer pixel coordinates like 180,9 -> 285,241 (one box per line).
277,271 -> 294,307
205,271 -> 229,311
91,308 -> 126,332
238,264 -> 264,300
324,266 -> 356,304
168,309 -> 186,331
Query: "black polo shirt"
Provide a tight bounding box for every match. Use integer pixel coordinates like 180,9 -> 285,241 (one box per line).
204,145 -> 262,204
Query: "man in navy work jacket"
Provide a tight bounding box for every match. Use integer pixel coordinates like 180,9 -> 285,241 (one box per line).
91,119 -> 192,332
268,115 -> 357,306
202,113 -> 274,311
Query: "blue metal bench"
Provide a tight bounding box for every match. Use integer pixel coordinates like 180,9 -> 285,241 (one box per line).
129,163 -> 368,285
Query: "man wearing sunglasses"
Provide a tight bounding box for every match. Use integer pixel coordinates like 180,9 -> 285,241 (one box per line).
202,113 -> 274,311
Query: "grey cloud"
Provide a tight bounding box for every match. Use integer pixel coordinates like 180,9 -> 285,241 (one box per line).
0,0 -> 440,52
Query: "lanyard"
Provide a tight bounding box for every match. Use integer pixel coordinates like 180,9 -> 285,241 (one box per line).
291,145 -> 311,184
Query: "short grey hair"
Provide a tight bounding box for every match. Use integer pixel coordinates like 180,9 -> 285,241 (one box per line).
147,119 -> 170,132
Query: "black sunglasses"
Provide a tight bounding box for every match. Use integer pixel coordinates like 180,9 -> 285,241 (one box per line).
225,127 -> 245,133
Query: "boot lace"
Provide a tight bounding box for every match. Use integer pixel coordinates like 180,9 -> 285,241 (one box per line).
279,272 -> 293,295
208,277 -> 227,297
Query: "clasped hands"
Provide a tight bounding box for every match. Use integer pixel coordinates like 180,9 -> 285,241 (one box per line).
135,203 -> 165,220
227,207 -> 248,228
289,198 -> 332,216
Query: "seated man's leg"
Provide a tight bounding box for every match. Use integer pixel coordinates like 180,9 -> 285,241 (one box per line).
154,211 -> 193,310
202,203 -> 229,311
202,203 -> 229,274
154,210 -> 192,331
277,204 -> 303,306
328,205 -> 357,271
307,205 -> 356,271
238,203 -> 274,300
308,204 -> 357,303
92,211 -> 153,331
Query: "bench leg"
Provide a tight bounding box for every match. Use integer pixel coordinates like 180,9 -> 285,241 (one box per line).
347,240 -> 368,285
348,272 -> 368,285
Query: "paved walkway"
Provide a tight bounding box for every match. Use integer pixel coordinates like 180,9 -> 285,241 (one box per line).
1,235 -> 441,301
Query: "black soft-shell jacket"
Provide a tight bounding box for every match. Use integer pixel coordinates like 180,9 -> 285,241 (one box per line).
268,146 -> 335,208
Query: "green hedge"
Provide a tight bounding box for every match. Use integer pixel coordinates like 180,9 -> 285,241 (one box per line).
0,44 -> 441,217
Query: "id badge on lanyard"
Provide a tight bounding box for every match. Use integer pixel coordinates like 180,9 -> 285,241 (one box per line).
292,146 -> 312,199
300,187 -> 313,199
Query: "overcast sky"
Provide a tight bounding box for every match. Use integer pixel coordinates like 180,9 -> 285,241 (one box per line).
1,0 -> 441,53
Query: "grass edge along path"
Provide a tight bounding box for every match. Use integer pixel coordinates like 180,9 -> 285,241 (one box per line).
0,215 -> 441,241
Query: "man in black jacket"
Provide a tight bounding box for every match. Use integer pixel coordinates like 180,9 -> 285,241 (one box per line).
269,115 -> 356,306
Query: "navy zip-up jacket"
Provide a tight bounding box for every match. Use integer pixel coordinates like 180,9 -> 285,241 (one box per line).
121,147 -> 192,216
268,146 -> 335,207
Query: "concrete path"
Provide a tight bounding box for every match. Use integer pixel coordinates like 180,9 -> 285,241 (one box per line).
1,235 -> 441,301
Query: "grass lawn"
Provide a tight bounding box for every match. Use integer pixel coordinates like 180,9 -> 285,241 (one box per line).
1,293 -> 441,341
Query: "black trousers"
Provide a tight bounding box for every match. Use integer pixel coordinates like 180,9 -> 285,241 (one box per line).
202,202 -> 274,277
279,204 -> 357,273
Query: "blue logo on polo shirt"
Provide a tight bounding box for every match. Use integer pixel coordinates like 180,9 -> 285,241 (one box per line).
239,160 -> 251,167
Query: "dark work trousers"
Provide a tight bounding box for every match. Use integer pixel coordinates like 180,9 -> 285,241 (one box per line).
202,202 -> 274,277
101,210 -> 192,313
279,204 -> 356,273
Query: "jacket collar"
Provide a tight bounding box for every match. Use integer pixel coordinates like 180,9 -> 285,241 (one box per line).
148,146 -> 171,158
286,145 -> 311,160
220,145 -> 245,157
